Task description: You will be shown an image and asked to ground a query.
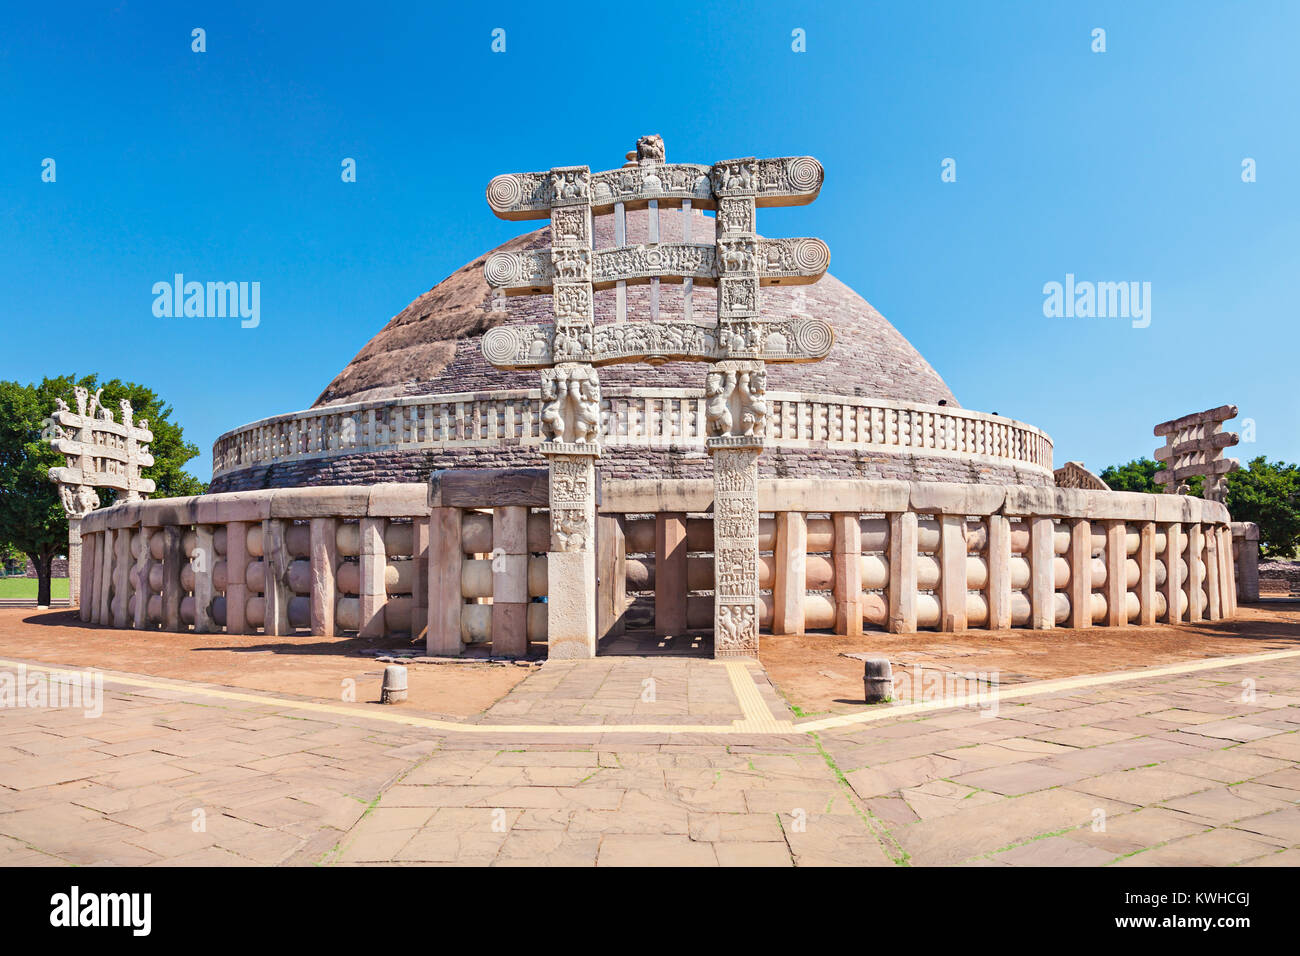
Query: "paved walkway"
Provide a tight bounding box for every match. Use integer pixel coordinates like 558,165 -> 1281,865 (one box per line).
0,650 -> 1297,866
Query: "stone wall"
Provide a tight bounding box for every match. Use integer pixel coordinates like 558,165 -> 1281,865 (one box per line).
76,477 -> 1241,654
211,388 -> 1052,491
210,445 -> 1052,493
13,557 -> 70,578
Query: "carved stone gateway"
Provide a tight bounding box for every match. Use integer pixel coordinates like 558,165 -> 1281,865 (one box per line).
46,386 -> 156,604
482,137 -> 831,658
1153,405 -> 1239,503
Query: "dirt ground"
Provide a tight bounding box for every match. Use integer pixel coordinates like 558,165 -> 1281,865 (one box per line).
6,604 -> 1299,723
0,609 -> 530,718
759,601 -> 1300,717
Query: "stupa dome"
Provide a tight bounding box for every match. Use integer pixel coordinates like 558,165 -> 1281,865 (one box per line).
210,209 -> 1051,490
314,209 -> 957,409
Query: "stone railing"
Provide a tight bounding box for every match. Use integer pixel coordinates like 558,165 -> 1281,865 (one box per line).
78,475 -> 1241,656
78,485 -> 434,640
600,479 -> 1239,638
211,388 -> 1053,479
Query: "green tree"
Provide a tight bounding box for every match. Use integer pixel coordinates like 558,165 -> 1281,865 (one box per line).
1099,457 -> 1204,496
1226,457 -> 1300,559
0,375 -> 205,606
1099,458 -> 1162,493
0,541 -> 24,576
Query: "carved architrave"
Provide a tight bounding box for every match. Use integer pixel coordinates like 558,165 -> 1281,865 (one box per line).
481,318 -> 833,369
593,243 -> 715,287
487,238 -> 828,295
486,155 -> 823,220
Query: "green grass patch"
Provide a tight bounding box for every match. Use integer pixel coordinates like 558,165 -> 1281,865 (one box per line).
0,577 -> 69,599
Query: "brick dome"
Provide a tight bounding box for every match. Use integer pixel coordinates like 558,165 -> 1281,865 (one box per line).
313,209 -> 958,409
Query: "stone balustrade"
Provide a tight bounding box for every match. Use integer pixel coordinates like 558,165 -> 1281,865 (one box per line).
79,485 -> 433,641
211,388 -> 1053,481
77,475 -> 1243,654
603,479 -> 1241,640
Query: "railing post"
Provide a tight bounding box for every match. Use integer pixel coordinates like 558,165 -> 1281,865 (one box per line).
773,511 -> 807,635
1219,526 -> 1237,616
1067,517 -> 1091,628
832,512 -> 862,636
987,515 -> 1012,630
1164,522 -> 1183,623
131,526 -> 151,629
410,516 -> 430,642
97,527 -> 113,625
262,518 -> 292,636
192,525 -> 216,633
225,521 -> 249,635
428,507 -> 463,656
79,530 -> 97,623
1105,520 -> 1126,627
491,506 -> 529,657
309,517 -> 339,636
1137,521 -> 1157,626
938,514 -> 967,632
113,525 -> 134,628
1029,516 -> 1055,629
888,511 -> 917,633
358,517 -> 387,638
655,512 -> 688,637
161,525 -> 184,632
67,517 -> 82,608
1204,526 -> 1222,620
1186,523 -> 1204,623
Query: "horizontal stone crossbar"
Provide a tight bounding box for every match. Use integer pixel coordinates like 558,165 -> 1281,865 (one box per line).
1154,404 -> 1239,436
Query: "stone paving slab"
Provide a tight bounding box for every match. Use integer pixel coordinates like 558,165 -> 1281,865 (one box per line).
0,651 -> 1297,866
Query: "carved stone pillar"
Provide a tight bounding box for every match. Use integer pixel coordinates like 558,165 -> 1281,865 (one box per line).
706,358 -> 766,659
545,445 -> 599,659
709,437 -> 761,658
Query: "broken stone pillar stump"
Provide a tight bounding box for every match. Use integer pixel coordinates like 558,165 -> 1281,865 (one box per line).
380,664 -> 408,704
862,655 -> 893,703
545,445 -> 599,659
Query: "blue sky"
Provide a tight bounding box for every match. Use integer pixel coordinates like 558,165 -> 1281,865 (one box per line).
2,1 -> 1296,481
